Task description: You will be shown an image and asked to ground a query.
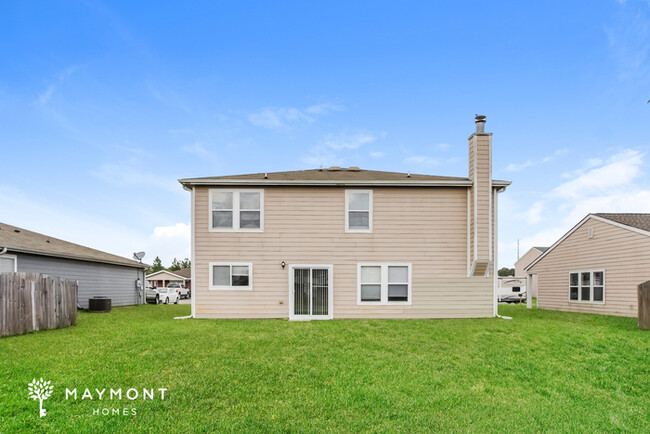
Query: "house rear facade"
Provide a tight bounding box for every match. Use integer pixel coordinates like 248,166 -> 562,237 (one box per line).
525,213 -> 650,317
180,116 -> 510,320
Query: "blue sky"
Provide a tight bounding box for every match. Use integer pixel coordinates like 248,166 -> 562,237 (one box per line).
1,0 -> 649,268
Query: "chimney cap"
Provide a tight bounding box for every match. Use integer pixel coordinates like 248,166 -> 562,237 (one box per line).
474,114 -> 486,133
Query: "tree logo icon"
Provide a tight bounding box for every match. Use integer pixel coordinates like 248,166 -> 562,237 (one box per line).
28,378 -> 54,417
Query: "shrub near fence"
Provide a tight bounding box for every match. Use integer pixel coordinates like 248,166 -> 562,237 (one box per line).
0,272 -> 77,337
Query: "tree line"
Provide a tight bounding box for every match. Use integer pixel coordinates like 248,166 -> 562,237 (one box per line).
146,257 -> 191,275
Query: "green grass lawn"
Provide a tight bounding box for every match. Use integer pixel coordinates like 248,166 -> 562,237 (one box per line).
1,304 -> 649,432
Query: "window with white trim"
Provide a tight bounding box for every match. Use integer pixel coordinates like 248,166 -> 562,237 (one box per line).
0,255 -> 17,273
346,190 -> 372,232
569,270 -> 604,303
209,263 -> 252,290
210,189 -> 263,231
358,263 -> 411,304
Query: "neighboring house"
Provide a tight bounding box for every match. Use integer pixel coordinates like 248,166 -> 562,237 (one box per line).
514,247 -> 548,298
146,268 -> 191,289
0,222 -> 147,308
179,116 -> 510,320
525,213 -> 650,317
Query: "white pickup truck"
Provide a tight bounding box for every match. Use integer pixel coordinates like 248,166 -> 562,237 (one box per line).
167,282 -> 190,299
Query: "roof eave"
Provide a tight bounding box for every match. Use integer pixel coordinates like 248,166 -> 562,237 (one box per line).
179,178 -> 512,188
3,246 -> 148,269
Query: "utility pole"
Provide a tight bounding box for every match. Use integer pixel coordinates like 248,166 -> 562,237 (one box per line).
517,239 -> 520,260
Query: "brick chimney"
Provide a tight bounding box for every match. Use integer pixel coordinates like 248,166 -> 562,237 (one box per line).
468,115 -> 493,277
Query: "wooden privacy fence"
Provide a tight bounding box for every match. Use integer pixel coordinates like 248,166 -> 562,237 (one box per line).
639,280 -> 650,331
0,272 -> 77,337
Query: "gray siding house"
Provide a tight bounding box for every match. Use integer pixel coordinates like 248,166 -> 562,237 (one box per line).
0,222 -> 147,308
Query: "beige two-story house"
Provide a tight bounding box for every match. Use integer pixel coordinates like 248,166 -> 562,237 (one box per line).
179,116 -> 510,320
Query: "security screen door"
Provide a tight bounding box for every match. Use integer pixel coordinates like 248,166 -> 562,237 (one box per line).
290,266 -> 332,320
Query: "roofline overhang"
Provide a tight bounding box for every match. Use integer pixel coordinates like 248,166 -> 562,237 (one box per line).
1,246 -> 148,269
179,179 -> 512,188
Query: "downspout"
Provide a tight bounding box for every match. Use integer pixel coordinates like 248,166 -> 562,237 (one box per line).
0,247 -> 7,255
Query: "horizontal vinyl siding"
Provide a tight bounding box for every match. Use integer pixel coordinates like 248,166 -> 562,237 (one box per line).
514,249 -> 542,277
194,186 -> 494,319
14,252 -> 144,308
529,218 -> 650,317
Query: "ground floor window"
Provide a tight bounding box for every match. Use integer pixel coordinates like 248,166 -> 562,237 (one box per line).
0,255 -> 17,273
358,263 -> 411,305
569,270 -> 604,303
209,263 -> 252,290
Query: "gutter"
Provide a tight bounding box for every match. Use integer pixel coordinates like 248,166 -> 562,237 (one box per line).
179,179 -> 512,188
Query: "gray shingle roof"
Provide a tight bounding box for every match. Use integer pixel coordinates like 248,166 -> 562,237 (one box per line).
595,213 -> 650,233
179,168 -> 511,187
0,222 -> 146,269
533,246 -> 549,253
174,268 -> 191,279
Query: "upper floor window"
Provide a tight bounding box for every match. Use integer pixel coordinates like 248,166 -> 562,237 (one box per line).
345,190 -> 372,232
569,270 -> 604,303
209,189 -> 263,232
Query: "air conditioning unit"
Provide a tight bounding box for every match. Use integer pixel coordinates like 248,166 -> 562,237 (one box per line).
88,297 -> 112,313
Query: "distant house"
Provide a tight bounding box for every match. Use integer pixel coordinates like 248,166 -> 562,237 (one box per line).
0,222 -> 147,309
179,116 -> 511,320
525,213 -> 650,317
146,268 -> 191,289
514,247 -> 548,298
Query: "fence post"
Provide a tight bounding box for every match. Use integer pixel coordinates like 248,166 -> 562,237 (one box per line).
639,281 -> 650,331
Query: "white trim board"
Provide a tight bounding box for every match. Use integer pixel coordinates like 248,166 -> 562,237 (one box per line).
525,214 -> 650,272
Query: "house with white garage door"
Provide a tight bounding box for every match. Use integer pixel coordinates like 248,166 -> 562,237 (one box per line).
525,213 -> 650,317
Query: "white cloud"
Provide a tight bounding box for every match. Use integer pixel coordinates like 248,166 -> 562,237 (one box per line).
370,151 -> 386,158
606,1 -> 650,80
91,160 -> 179,193
181,141 -> 217,159
37,65 -> 80,106
501,148 -> 650,267
321,132 -> 378,150
404,156 -> 440,166
148,223 -> 191,264
248,103 -> 343,132
504,148 -> 570,172
436,143 -> 451,151
153,222 -> 190,239
551,149 -> 643,199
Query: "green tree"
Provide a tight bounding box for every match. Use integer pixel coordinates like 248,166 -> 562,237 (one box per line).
168,258 -> 182,271
180,258 -> 191,269
146,256 -> 165,275
498,267 -> 515,277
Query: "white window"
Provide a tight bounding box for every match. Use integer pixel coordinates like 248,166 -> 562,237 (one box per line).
569,270 -> 604,303
0,255 -> 17,273
358,263 -> 411,305
209,189 -> 263,232
345,190 -> 372,232
209,263 -> 253,290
